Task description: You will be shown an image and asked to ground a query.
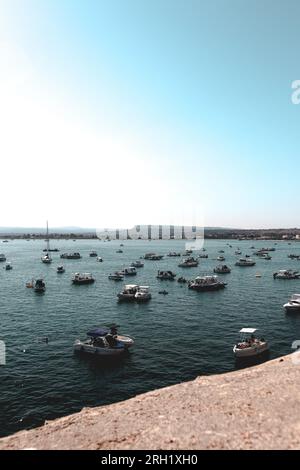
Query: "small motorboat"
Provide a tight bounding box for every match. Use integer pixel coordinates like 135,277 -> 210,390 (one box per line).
108,272 -> 124,281
159,290 -> 168,295
178,257 -> 199,267
122,267 -> 137,276
60,252 -> 81,259
167,252 -> 181,257
96,256 -> 103,262
130,260 -> 144,268
198,254 -> 208,258
217,256 -> 225,262
157,270 -> 176,280
288,254 -> 300,259
213,264 -> 231,274
57,265 -> 65,273
89,251 -> 98,257
273,270 -> 300,280
34,279 -> 46,293
116,249 -> 123,253
235,250 -> 242,255
72,273 -> 95,285
255,272 -> 262,278
135,286 -> 151,302
144,253 -> 164,260
117,284 -> 138,302
233,328 -> 269,358
283,294 -> 300,312
177,276 -> 187,283
5,262 -> 12,270
26,279 -> 35,288
74,326 -> 134,357
188,275 -> 226,292
235,258 -> 256,267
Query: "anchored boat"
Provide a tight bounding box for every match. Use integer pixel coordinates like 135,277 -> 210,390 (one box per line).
188,275 -> 226,291
72,273 -> 95,284
74,325 -> 134,357
233,328 -> 269,358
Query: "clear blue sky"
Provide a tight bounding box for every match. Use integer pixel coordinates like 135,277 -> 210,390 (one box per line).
0,0 -> 299,228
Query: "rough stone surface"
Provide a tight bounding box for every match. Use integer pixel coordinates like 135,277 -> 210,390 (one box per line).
1,353 -> 300,450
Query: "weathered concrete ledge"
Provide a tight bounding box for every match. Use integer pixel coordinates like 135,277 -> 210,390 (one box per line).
1,353 -> 300,450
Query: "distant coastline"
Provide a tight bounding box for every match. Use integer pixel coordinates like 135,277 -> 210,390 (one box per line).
1,227 -> 300,240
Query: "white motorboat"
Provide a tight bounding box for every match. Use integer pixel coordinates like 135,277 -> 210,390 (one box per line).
273,270 -> 300,280
178,257 -> 199,267
97,256 -> 103,262
74,326 -> 134,357
72,273 -> 95,284
135,286 -> 151,302
117,284 -> 138,301
233,328 -> 269,357
0,253 -> 6,262
217,256 -> 225,261
235,250 -> 242,255
283,294 -> 300,312
130,260 -> 144,268
122,267 -> 137,276
157,270 -> 176,280
235,258 -> 256,266
144,253 -> 164,260
57,265 -> 65,273
188,275 -> 226,291
108,272 -> 124,281
213,264 -> 231,274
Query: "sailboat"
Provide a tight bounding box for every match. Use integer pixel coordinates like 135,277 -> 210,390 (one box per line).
41,221 -> 52,264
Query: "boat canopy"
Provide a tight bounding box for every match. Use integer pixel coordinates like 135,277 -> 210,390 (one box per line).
239,328 -> 257,334
87,328 -> 109,337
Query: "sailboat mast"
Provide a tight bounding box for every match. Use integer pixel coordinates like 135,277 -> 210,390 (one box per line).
46,221 -> 50,252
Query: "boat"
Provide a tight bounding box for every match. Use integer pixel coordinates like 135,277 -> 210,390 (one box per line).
89,251 -> 98,257
108,272 -> 124,281
188,275 -> 226,291
283,294 -> 300,312
217,256 -> 225,261
262,254 -> 272,260
167,252 -> 181,257
60,252 -> 81,259
177,276 -> 187,283
72,273 -> 95,284
273,270 -> 300,280
144,253 -> 164,260
0,253 -> 7,262
57,265 -> 65,273
26,279 -> 34,288
74,326 -> 134,356
122,267 -> 137,276
255,273 -> 262,278
2,240 -> 8,243
182,250 -> 193,256
41,222 -> 52,264
135,286 -> 151,302
218,250 -> 225,253
288,254 -> 299,259
198,254 -> 208,258
97,256 -> 103,262
34,279 -> 46,293
178,257 -> 199,267
41,253 -> 52,264
5,262 -> 12,270
214,264 -> 231,274
156,270 -> 176,280
42,248 -> 59,252
158,290 -> 168,295
233,328 -> 269,358
116,249 -> 123,253
130,260 -> 144,268
117,284 -> 138,301
235,250 -> 242,255
235,258 -> 256,266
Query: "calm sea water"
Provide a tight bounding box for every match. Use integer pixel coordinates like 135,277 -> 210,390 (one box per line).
1,238 -> 300,437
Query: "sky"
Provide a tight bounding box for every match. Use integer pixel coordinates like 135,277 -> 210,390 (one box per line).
0,0 -> 300,229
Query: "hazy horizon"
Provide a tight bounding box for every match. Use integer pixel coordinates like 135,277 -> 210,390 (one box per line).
1,1 -> 300,228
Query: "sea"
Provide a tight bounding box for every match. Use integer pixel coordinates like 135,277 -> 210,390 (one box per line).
1,238 -> 300,438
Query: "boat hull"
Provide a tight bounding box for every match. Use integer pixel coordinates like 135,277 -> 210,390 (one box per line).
233,342 -> 269,357
74,341 -> 125,356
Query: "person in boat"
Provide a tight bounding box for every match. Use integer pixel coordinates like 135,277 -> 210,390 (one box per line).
106,333 -> 117,347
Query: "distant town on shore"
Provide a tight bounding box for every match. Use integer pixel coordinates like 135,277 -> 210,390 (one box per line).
1,226 -> 300,241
